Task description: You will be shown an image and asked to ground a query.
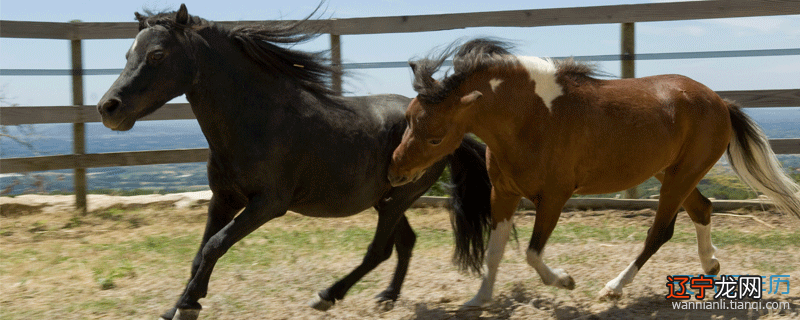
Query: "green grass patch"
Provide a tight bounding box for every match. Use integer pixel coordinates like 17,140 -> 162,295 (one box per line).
711,229 -> 800,250
513,222 -> 800,252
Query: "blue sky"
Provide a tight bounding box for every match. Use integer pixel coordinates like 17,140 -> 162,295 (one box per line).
1,0 -> 798,108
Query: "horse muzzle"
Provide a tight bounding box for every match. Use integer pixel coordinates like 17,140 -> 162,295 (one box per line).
387,169 -> 426,187
97,97 -> 136,131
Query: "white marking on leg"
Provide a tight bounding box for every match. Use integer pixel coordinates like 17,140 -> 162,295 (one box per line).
489,78 -> 504,93
602,261 -> 639,297
516,56 -> 562,112
173,308 -> 201,320
526,248 -> 574,289
463,219 -> 512,307
694,222 -> 719,274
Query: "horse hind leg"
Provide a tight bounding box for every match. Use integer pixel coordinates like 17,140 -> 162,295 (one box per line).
374,215 -> 416,311
309,169 -> 438,312
643,173 -> 719,275
660,173 -> 720,275
599,166 -> 713,300
309,212 -> 400,311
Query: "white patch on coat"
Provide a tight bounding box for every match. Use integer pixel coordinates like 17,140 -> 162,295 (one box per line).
489,78 -> 504,93
517,56 -> 563,112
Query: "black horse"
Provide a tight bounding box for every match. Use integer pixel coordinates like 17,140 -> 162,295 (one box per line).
97,5 -> 492,320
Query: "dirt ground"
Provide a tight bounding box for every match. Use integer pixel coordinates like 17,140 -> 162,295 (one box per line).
1,194 -> 799,319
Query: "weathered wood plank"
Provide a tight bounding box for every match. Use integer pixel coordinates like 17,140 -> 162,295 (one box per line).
73,22 -> 138,40
0,139 -> 796,174
771,138 -> 800,155
328,0 -> 800,35
3,89 -> 796,126
0,103 -> 195,125
0,140 -> 796,175
415,196 -> 780,211
0,148 -> 209,173
72,39 -> 87,212
3,0 -> 799,39
717,89 -> 800,109
0,20 -> 73,39
1,106 -> 81,125
79,148 -> 209,168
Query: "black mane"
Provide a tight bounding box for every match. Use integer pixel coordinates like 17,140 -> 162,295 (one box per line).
411,38 -> 602,105
135,8 -> 340,101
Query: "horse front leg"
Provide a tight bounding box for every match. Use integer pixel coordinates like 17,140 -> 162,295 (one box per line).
525,192 -> 574,290
462,189 -> 521,308
165,193 -> 289,320
160,193 -> 243,320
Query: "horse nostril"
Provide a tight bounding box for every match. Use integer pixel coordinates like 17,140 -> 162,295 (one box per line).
100,98 -> 121,115
388,173 -> 410,187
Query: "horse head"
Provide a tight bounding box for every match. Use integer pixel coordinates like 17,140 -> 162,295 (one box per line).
97,4 -> 198,131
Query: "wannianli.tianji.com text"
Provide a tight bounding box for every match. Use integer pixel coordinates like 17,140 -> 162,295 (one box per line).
672,299 -> 791,311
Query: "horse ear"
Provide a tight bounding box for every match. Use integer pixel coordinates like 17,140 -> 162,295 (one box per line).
409,61 -> 418,74
176,3 -> 190,25
460,91 -> 483,106
134,12 -> 147,30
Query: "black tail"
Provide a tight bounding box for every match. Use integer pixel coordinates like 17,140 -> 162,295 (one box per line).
447,136 -> 493,274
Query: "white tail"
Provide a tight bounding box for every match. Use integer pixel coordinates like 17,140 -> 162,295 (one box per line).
726,101 -> 800,218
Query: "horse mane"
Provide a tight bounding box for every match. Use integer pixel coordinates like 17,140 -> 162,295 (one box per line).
135,8 -> 342,103
554,58 -> 606,82
411,38 -> 603,104
228,21 -> 341,100
411,38 -> 515,105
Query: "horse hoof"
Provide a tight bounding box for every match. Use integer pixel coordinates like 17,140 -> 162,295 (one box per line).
376,299 -> 395,312
374,291 -> 397,312
597,286 -> 623,301
173,309 -> 201,320
542,269 -> 575,290
705,259 -> 720,275
559,275 -> 576,290
308,293 -> 335,311
461,296 -> 491,309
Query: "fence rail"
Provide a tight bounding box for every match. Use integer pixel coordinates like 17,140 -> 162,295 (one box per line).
2,0 -> 799,211
4,48 -> 800,76
2,0 -> 799,39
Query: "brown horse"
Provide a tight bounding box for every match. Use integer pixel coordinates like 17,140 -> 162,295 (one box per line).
388,38 -> 800,306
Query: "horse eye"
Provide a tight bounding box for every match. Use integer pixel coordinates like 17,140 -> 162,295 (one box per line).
428,138 -> 443,146
149,51 -> 165,61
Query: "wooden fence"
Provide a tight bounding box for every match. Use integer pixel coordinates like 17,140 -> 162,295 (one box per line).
2,0 -> 800,212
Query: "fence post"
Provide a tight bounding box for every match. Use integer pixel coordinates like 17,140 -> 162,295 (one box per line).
621,22 -> 639,199
71,35 -> 87,214
330,34 -> 342,96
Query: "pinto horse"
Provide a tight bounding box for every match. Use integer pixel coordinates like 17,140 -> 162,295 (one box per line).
389,38 -> 800,306
96,6 -> 493,320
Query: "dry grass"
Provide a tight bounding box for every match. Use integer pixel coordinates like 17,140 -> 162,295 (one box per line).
1,201 -> 799,319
